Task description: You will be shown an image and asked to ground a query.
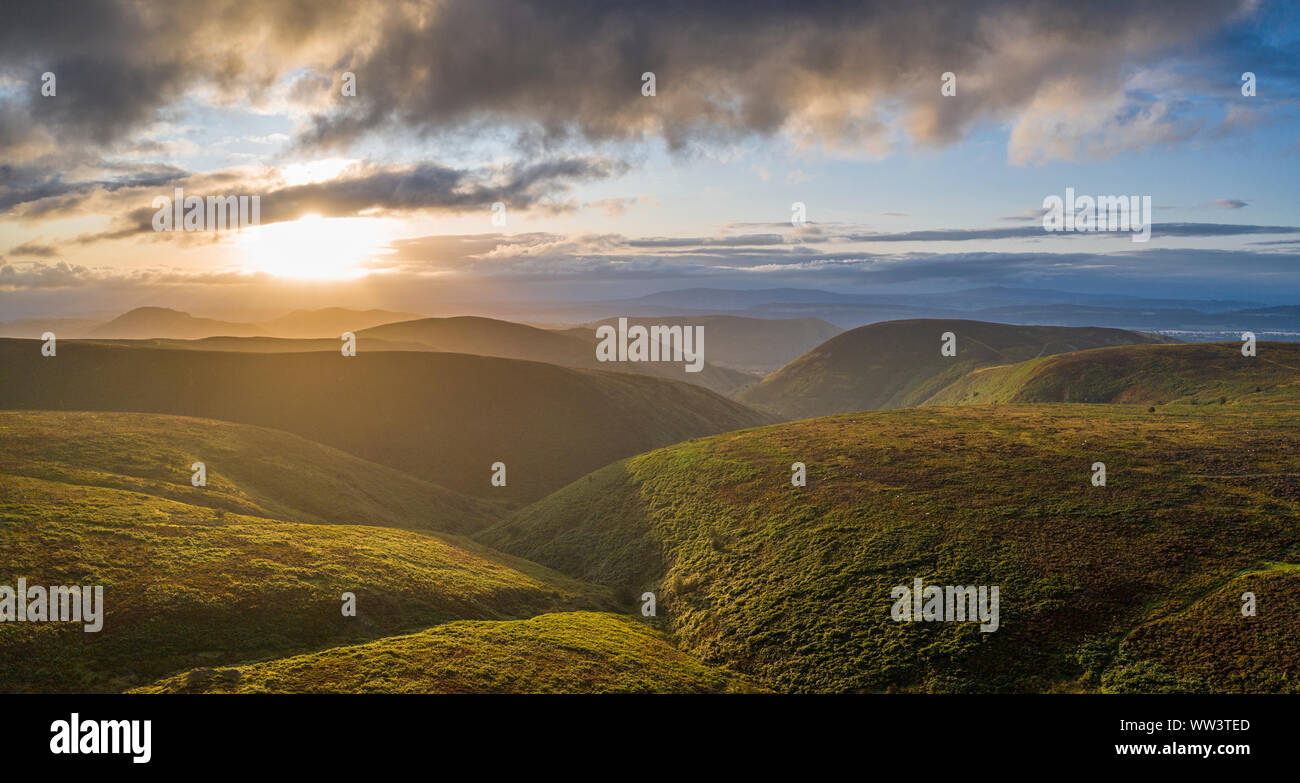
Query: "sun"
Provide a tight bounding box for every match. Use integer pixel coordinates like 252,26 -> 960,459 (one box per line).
237,215 -> 386,279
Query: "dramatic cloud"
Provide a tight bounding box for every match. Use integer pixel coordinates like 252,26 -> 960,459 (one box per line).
0,0 -> 368,162
0,0 -> 1277,165
7,241 -> 57,257
5,156 -> 627,244
301,0 -> 1266,161
0,161 -> 189,214
372,229 -> 1300,290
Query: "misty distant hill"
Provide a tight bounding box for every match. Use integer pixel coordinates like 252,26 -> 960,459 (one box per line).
261,307 -> 429,338
10,306 -> 428,340
75,336 -> 435,353
566,315 -> 841,374
88,307 -> 262,338
618,286 -> 1258,313
360,315 -> 757,395
0,317 -> 102,339
506,286 -> 1279,332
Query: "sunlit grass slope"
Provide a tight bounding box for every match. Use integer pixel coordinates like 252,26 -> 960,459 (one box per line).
485,405 -> 1300,693
926,341 -> 1300,407
738,319 -> 1167,419
133,612 -> 759,694
0,471 -> 609,693
0,411 -> 498,533
1105,564 -> 1300,693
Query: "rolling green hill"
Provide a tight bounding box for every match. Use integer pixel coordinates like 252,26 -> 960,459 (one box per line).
483,405 -> 1300,693
361,316 -> 755,395
0,411 -> 497,533
738,319 -> 1168,419
0,469 -> 611,693
926,341 -> 1300,407
1108,565 -> 1300,693
0,339 -> 772,502
133,612 -> 757,694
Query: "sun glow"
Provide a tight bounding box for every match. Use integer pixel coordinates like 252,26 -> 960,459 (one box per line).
237,215 -> 388,279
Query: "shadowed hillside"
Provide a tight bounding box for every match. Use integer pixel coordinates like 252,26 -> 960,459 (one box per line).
484,405 -> 1300,693
360,315 -> 755,395
926,342 -> 1300,407
133,612 -> 758,694
0,340 -> 771,501
564,315 -> 842,374
738,319 -> 1168,419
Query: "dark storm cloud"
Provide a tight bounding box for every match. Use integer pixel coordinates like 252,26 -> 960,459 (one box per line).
0,0 -> 1272,164
255,157 -> 627,225
0,0 -> 359,160
27,156 -> 627,245
299,0 -> 1259,157
0,162 -> 189,214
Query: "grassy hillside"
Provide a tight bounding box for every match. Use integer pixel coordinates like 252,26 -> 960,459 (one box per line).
927,341 -> 1300,407
1105,565 -> 1300,693
568,315 -> 842,374
362,316 -> 754,395
484,405 -> 1300,693
133,612 -> 757,694
0,411 -> 497,534
0,339 -> 771,502
0,472 -> 611,693
738,319 -> 1168,419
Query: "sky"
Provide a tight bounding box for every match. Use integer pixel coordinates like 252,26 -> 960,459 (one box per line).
1,0 -> 1298,320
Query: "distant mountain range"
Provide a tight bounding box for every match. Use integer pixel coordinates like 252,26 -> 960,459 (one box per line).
600,287 -> 1294,336
0,306 -> 426,339
385,286 -> 1300,337
10,289 -> 1300,344
620,286 -> 1260,312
